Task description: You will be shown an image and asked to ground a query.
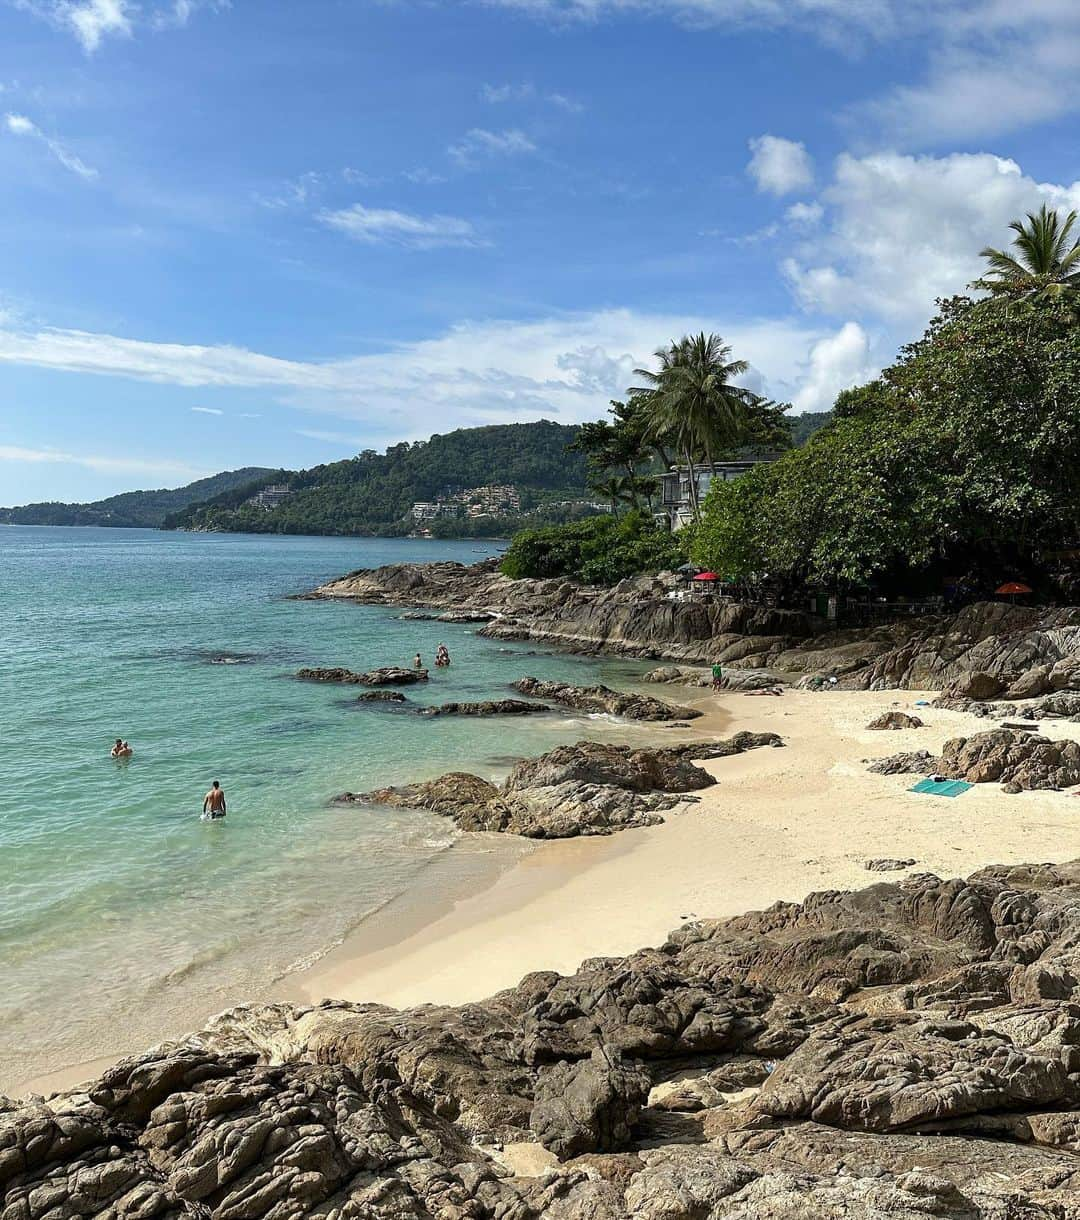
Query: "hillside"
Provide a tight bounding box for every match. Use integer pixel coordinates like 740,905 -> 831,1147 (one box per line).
164,421 -> 590,536
0,467 -> 275,528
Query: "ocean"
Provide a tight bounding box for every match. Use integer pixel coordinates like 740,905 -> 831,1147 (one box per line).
0,526 -> 657,1090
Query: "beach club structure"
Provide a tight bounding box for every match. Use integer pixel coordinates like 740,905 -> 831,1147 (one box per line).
658,456 -> 780,529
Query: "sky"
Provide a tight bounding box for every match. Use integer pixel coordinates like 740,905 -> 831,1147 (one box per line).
3,0 -> 1080,503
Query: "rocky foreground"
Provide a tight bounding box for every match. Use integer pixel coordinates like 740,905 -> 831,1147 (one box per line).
307,561 -> 1080,695
11,863 -> 1080,1217
338,735 -> 782,838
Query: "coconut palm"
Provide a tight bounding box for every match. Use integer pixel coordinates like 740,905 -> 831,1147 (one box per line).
978,204 -> 1080,301
630,333 -> 753,522
589,474 -> 634,516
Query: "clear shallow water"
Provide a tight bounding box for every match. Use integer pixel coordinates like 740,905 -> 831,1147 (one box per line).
0,527 -> 655,1089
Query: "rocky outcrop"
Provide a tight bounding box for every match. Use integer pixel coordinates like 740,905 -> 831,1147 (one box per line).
939,728 -> 1080,791
357,689 -> 408,703
866,711 -> 924,730
16,863 -> 1080,1217
866,857 -> 918,871
419,699 -> 552,717
512,677 -> 702,721
297,666 -> 428,685
307,561 -> 817,664
866,750 -> 938,776
868,729 -> 1080,791
337,735 -> 782,839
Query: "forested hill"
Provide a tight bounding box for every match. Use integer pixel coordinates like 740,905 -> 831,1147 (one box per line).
0,467 -> 274,528
164,421 -> 588,536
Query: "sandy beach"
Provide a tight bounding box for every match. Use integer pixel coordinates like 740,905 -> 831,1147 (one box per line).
20,684 -> 1080,1098
292,686 -> 1080,1010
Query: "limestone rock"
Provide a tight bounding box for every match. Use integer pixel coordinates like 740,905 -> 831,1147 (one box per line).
866,858 -> 918,871
357,690 -> 407,703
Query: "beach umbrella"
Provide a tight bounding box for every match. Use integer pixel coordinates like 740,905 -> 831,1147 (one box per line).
676,562 -> 698,581
996,581 -> 1032,597
693,572 -> 719,582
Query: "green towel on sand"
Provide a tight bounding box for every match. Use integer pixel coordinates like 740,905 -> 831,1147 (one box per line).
910,778 -> 973,798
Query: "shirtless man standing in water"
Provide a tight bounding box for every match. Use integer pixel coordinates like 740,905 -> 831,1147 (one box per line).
202,781 -> 227,819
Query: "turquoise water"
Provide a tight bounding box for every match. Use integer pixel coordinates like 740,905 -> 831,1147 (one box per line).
0,527 -> 655,1090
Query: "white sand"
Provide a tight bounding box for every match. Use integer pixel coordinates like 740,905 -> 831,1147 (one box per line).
295,688 -> 1080,1009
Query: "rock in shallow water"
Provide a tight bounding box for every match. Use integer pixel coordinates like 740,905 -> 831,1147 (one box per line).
513,676 -> 702,721
297,665 -> 429,685
337,734 -> 782,839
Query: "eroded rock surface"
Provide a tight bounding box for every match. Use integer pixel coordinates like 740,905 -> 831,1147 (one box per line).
14,864 -> 1080,1216
866,711 -> 924,730
297,666 -> 429,686
512,677 -> 702,721
419,699 -> 551,717
336,735 -> 781,839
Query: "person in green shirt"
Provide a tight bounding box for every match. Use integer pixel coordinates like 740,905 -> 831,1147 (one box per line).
711,662 -> 723,690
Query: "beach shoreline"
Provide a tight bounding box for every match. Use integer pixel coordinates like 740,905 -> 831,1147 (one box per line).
20,682 -> 1080,1101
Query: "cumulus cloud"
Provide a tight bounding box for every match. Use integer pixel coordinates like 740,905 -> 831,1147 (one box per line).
747,135 -> 813,196
4,111 -> 98,180
447,128 -> 537,165
0,310 -> 864,431
319,204 -> 487,250
791,322 -> 878,413
784,151 -> 1080,325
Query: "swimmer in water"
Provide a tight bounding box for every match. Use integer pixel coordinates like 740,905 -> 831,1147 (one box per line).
202,780 -> 227,819
413,652 -> 423,669
111,738 -> 133,758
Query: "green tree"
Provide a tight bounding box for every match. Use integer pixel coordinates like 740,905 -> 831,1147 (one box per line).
978,204 -> 1080,303
631,333 -> 754,522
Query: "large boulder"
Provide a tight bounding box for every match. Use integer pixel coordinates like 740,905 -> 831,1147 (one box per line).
529,1046 -> 650,1159
419,699 -> 551,717
940,729 -> 1080,790
940,671 -> 1006,701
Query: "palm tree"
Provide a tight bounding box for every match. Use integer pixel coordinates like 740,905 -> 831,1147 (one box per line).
631,333 -> 752,523
589,474 -> 633,516
978,204 -> 1080,301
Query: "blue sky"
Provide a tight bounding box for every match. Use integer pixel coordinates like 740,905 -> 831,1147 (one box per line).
3,0 -> 1080,502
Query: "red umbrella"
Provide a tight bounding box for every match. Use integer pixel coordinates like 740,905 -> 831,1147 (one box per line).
693,572 -> 719,582
996,581 -> 1032,596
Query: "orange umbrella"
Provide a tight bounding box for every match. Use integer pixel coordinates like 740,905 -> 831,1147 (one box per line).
996,581 -> 1032,596
693,572 -> 719,581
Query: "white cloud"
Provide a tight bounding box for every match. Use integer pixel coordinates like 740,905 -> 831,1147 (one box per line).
786,201 -> 823,226
319,204 -> 487,250
784,151 -> 1080,325
790,322 -> 878,413
4,111 -> 98,180
63,0 -> 132,51
256,171 -> 324,210
448,127 -> 537,164
0,310 -> 865,430
191,405 -> 223,415
0,444 -> 204,478
747,135 -> 813,196
403,167 -> 448,186
481,82 -> 584,111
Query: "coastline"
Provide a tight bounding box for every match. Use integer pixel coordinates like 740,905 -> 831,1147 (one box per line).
19,682 -> 1080,1098
290,686 -> 1080,1011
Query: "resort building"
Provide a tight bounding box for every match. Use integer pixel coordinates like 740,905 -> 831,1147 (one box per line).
246,484 -> 293,510
659,457 -> 780,529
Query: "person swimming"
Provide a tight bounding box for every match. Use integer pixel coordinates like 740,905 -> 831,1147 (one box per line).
435,644 -> 450,667
413,652 -> 423,669
111,738 -> 133,758
202,780 -> 227,819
